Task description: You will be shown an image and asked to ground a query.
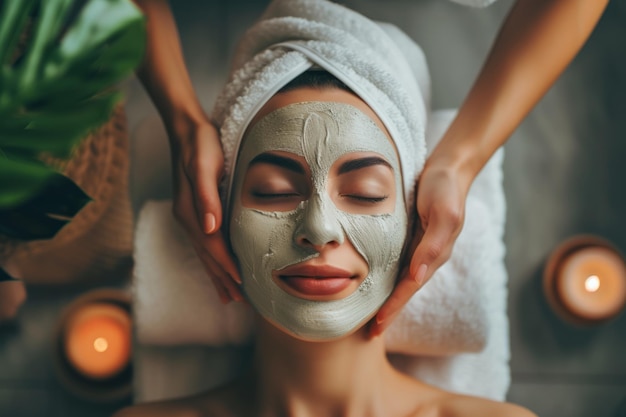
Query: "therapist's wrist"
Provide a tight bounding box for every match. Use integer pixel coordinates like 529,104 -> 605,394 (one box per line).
162,103 -> 212,144
426,141 -> 482,193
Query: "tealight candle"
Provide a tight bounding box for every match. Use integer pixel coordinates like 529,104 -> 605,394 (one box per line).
544,236 -> 626,324
63,302 -> 132,380
54,289 -> 132,403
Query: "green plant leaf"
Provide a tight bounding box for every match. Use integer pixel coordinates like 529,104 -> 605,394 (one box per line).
0,157 -> 91,239
0,268 -> 18,281
0,207 -> 69,240
0,0 -> 145,240
0,0 -> 145,161
0,156 -> 59,207
0,0 -> 37,68
17,0 -> 74,96
0,92 -> 119,158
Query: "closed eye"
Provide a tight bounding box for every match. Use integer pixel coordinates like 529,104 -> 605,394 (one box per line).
252,191 -> 301,199
342,194 -> 388,203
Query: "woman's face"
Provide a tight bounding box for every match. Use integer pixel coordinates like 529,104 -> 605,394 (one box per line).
229,88 -> 407,341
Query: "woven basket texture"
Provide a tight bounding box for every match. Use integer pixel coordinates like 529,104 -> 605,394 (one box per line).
6,106 -> 134,285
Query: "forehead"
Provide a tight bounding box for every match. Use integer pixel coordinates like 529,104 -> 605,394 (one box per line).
239,90 -> 399,169
250,87 -> 391,137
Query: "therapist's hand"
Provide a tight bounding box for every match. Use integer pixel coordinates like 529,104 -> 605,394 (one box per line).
368,0 -> 610,338
131,0 -> 242,303
370,160 -> 468,337
169,118 -> 243,304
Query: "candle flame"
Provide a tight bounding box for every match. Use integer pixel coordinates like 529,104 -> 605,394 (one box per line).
584,275 -> 600,293
94,337 -> 109,352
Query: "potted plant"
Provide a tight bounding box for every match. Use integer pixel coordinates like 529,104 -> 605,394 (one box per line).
0,0 -> 145,288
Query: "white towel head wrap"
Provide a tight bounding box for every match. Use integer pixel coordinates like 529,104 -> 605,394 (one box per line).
211,0 -> 429,214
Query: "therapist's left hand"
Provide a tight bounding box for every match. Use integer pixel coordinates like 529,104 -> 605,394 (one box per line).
369,159 -> 469,337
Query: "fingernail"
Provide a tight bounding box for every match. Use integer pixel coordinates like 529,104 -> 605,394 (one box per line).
369,324 -> 381,339
204,213 -> 216,234
232,272 -> 242,285
376,315 -> 384,325
416,264 -> 428,286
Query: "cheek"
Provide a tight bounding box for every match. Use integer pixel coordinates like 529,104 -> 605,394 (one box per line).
231,207 -> 317,279
231,208 -> 272,276
339,211 -> 407,273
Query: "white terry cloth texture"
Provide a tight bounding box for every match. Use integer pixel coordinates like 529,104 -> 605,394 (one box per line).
212,0 -> 429,215
212,0 -> 502,206
132,0 -> 509,402
450,0 -> 499,7
133,111 -> 510,401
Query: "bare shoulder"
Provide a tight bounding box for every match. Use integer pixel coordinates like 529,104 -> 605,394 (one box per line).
441,393 -> 538,417
393,376 -> 535,417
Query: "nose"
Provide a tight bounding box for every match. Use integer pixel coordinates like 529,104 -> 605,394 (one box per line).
294,193 -> 344,248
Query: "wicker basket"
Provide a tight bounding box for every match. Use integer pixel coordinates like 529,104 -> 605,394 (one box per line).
4,106 -> 134,285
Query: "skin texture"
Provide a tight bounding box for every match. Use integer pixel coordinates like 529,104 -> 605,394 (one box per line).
113,88 -> 537,417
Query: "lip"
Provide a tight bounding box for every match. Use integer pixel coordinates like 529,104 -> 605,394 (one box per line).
277,264 -> 356,297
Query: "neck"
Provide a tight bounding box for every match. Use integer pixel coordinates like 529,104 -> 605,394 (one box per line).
249,316 -> 403,417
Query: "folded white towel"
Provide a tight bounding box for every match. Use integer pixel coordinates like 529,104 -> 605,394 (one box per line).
449,0 -> 499,7
133,200 -> 254,347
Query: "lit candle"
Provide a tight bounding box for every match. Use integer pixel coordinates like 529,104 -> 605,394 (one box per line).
63,302 -> 132,380
545,237 -> 626,324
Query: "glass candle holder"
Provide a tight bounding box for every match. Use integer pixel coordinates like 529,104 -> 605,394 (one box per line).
54,288 -> 132,403
543,235 -> 626,325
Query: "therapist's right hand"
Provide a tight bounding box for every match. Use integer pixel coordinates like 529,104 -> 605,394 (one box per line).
169,118 -> 243,304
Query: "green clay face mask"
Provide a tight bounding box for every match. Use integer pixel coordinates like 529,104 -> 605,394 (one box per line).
229,101 -> 407,340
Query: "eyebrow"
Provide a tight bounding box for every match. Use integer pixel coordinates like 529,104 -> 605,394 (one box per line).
337,156 -> 392,175
248,153 -> 305,174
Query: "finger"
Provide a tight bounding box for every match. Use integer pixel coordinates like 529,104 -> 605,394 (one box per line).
191,241 -> 233,303
194,235 -> 244,299
190,152 -> 224,235
186,153 -> 223,235
371,212 -> 462,337
203,231 -> 242,284
369,266 -> 418,337
175,172 -> 242,285
209,272 -> 231,304
409,209 -> 460,281
173,168 -> 243,304
207,262 -> 243,304
196,243 -> 244,303
224,275 -> 244,302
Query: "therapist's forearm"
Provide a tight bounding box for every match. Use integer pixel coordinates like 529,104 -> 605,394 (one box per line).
429,0 -> 609,185
132,0 -> 208,135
